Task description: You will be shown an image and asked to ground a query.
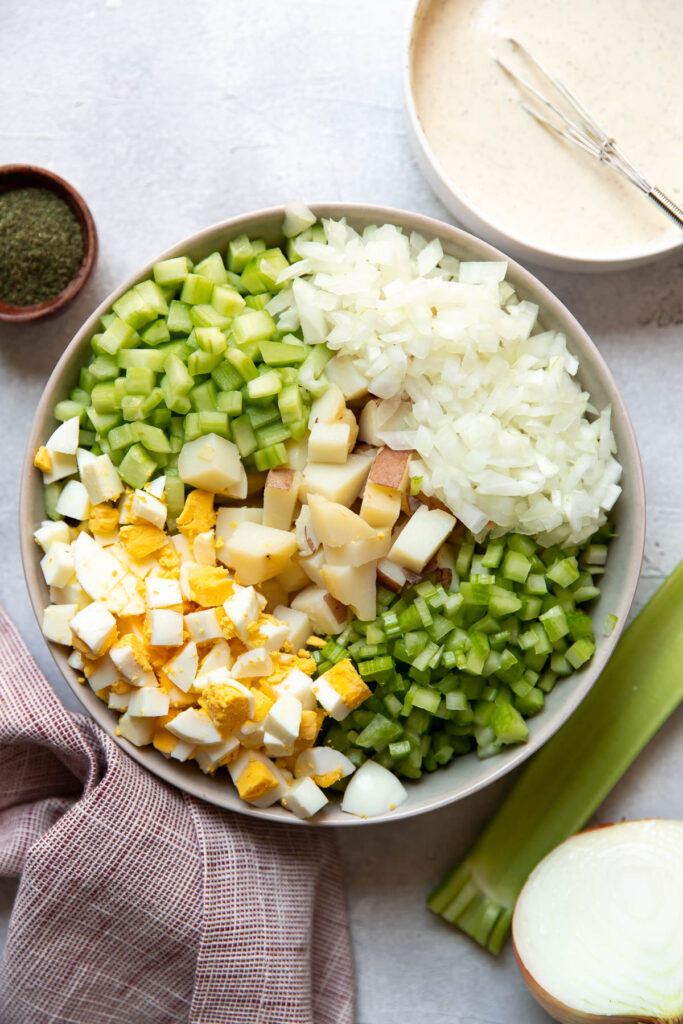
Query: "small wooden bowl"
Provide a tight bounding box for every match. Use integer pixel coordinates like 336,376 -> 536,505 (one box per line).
0,164 -> 98,324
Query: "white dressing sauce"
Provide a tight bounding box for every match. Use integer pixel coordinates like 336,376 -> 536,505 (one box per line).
411,0 -> 683,257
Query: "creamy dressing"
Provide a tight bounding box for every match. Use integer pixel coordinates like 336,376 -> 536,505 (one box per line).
411,0 -> 683,257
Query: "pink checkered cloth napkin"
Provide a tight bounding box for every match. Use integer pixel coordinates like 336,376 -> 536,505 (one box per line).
0,607 -> 353,1024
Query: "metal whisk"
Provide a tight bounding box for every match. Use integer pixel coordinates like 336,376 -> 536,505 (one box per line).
494,38 -> 683,230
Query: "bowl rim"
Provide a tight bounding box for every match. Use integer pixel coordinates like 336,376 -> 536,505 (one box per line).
19,201 -> 646,826
403,0 -> 683,273
0,164 -> 98,323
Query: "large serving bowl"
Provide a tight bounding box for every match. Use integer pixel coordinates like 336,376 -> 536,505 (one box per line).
20,204 -> 646,825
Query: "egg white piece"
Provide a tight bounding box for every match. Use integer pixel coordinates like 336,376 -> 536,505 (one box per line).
183,609 -> 223,643
46,416 -> 80,455
281,776 -> 328,819
263,693 -> 302,755
34,520 -> 71,552
42,603 -> 78,646
273,668 -> 316,711
231,647 -> 274,679
193,530 -> 216,566
295,746 -> 355,781
118,711 -> 156,747
194,640 -> 234,685
166,708 -> 222,746
222,586 -> 261,640
272,605 -> 311,652
145,475 -> 166,500
145,576 -> 182,608
194,736 -> 240,773
56,480 -> 91,521
73,532 -> 125,600
110,642 -> 157,688
42,450 -> 78,485
341,760 -> 407,818
85,653 -> 121,693
70,601 -> 117,657
149,609 -> 184,646
132,489 -> 167,529
164,642 -> 198,692
40,542 -> 75,588
80,455 -> 123,505
127,686 -> 170,718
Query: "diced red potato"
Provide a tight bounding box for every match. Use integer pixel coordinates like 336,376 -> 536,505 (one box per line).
275,559 -> 310,594
308,493 -> 377,547
290,586 -> 349,635
300,452 -> 374,506
358,399 -> 384,446
338,407 -> 359,450
298,548 -> 326,587
369,447 -> 412,493
221,463 -> 248,499
308,421 -> 351,464
322,561 -> 377,621
294,505 -> 320,555
360,480 -> 402,528
388,505 -> 457,572
376,558 -> 409,592
222,522 -> 297,585
178,434 -> 243,491
322,528 -> 392,568
258,579 -> 290,613
216,507 -> 263,562
308,384 -> 346,427
263,468 -> 301,530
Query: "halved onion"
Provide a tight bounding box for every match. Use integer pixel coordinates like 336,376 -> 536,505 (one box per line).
512,820 -> 683,1023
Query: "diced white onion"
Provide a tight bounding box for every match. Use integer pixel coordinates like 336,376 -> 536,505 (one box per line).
284,219 -> 621,545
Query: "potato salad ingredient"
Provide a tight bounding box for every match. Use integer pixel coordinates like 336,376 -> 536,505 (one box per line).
278,220 -> 621,544
427,559 -> 683,953
513,820 -> 683,1023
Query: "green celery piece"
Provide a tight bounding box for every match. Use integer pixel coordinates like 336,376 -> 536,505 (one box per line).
119,443 -> 157,489
227,234 -> 264,273
180,273 -> 214,305
427,562 -> 683,954
259,339 -> 310,365
98,317 -> 138,355
113,288 -> 157,330
193,251 -> 228,285
54,399 -> 85,422
211,284 -> 246,317
153,256 -> 191,288
134,280 -> 169,316
231,309 -> 276,345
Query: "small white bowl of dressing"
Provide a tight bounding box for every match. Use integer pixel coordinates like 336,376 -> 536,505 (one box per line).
405,0 -> 683,272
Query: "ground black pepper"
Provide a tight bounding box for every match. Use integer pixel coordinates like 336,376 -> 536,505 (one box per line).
0,187 -> 84,306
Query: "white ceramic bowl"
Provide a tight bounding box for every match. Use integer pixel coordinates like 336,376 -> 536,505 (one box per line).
20,203 -> 645,826
404,0 -> 683,273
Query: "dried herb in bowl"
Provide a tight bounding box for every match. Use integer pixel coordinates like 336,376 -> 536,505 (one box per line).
0,186 -> 84,307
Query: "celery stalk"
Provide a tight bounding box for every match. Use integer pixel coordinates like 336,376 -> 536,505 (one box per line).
428,562 -> 683,954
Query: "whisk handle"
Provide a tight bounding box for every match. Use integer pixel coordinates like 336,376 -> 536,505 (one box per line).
647,187 -> 683,229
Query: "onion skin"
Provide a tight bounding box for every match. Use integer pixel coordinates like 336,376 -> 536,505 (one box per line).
512,821 -> 683,1024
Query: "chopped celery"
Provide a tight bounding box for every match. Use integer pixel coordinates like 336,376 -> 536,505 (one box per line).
118,443 -> 157,489
427,562 -> 683,954
320,525 -> 608,777
153,256 -> 191,287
